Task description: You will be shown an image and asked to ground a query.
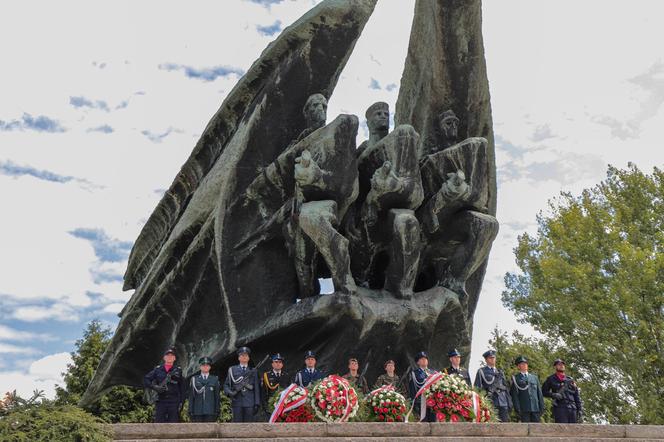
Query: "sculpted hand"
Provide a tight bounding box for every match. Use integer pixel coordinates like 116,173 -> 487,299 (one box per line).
370,161 -> 403,195
440,170 -> 470,201
294,149 -> 323,187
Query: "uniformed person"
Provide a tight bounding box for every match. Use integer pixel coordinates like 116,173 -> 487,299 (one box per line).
408,351 -> 437,422
444,348 -> 471,386
474,350 -> 512,422
342,358 -> 369,394
293,350 -> 324,387
542,358 -> 583,423
143,347 -> 186,423
223,346 -> 261,422
188,356 -> 221,422
509,355 -> 544,423
373,359 -> 407,396
261,353 -> 289,418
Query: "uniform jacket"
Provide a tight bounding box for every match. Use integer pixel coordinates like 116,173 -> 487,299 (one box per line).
373,374 -> 407,396
444,365 -> 472,386
293,367 -> 324,387
188,373 -> 220,416
510,372 -> 544,413
542,373 -> 583,410
223,365 -> 260,408
408,367 -> 436,400
143,364 -> 185,404
342,373 -> 369,394
474,366 -> 512,408
261,370 -> 290,407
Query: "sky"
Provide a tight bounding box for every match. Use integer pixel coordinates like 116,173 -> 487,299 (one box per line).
1,0 -> 663,399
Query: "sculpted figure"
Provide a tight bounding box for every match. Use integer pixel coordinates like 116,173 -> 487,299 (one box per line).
417,109 -> 498,301
236,94 -> 359,298
345,102 -> 423,298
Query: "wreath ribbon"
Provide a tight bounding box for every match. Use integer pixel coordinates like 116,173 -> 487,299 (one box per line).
405,371 -> 444,422
269,383 -> 307,423
471,391 -> 481,423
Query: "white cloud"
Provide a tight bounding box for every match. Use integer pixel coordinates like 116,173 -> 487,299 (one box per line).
12,304 -> 81,323
0,343 -> 40,355
0,325 -> 54,342
0,352 -> 71,399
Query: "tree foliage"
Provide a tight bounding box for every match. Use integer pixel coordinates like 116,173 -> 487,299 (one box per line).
502,164 -> 664,424
55,320 -> 153,423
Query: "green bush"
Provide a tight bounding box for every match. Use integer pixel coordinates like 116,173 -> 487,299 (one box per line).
0,404 -> 111,442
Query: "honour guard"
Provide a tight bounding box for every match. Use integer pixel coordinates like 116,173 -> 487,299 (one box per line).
474,350 -> 512,422
444,348 -> 471,386
542,358 -> 583,423
188,356 -> 221,422
408,351 -> 437,422
342,358 -> 369,394
143,347 -> 186,422
293,350 -> 324,387
223,346 -> 261,422
261,353 -> 289,418
373,359 -> 406,396
510,355 -> 544,423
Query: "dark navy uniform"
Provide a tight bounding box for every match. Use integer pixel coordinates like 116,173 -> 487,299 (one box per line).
542,359 -> 583,423
408,351 -> 437,422
444,366 -> 471,386
293,350 -> 324,387
510,356 -> 544,423
474,351 -> 512,422
143,348 -> 185,423
188,357 -> 220,422
261,353 -> 289,418
223,347 -> 261,422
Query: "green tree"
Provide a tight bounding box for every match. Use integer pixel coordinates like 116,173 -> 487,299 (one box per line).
55,320 -> 152,423
502,164 -> 664,424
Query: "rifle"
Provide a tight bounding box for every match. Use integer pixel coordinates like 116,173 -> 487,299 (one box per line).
359,349 -> 372,380
229,354 -> 270,397
144,370 -> 172,405
395,365 -> 413,394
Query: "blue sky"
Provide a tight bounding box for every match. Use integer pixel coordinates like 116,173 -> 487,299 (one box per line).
1,0 -> 663,397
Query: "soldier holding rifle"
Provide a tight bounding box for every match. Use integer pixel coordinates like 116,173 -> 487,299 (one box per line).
542,358 -> 583,423
223,347 -> 265,422
474,350 -> 512,422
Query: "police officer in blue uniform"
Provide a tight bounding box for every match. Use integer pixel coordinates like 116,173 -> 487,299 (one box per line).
510,355 -> 544,423
408,351 -> 437,422
293,350 -> 324,387
444,348 -> 471,386
143,347 -> 186,422
474,350 -> 512,422
223,346 -> 261,422
542,358 -> 583,423
188,356 -> 221,422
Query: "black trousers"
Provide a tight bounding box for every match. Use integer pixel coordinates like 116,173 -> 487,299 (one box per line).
497,406 -> 510,422
553,407 -> 578,423
190,414 -> 217,422
154,401 -> 179,423
231,406 -> 255,422
518,411 -> 541,422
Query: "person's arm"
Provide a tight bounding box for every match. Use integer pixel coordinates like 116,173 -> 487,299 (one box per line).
188,377 -> 194,415
536,378 -> 545,412
541,376 -> 553,398
214,378 -> 221,417
223,368 -> 233,396
143,367 -> 156,388
510,378 -> 520,414
473,370 -> 482,389
253,371 -> 261,414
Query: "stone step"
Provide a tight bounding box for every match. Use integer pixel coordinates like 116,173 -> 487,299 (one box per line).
110,423 -> 664,441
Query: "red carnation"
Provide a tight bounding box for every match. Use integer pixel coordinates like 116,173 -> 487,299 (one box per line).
450,413 -> 460,422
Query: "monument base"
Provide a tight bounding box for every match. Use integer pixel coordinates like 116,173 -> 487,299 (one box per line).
110,422 -> 664,441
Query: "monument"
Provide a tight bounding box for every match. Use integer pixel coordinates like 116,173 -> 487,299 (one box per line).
81,0 -> 496,406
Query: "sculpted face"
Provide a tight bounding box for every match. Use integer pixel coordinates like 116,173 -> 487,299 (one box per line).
304,94 -> 328,129
438,113 -> 459,141
368,107 -> 389,133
